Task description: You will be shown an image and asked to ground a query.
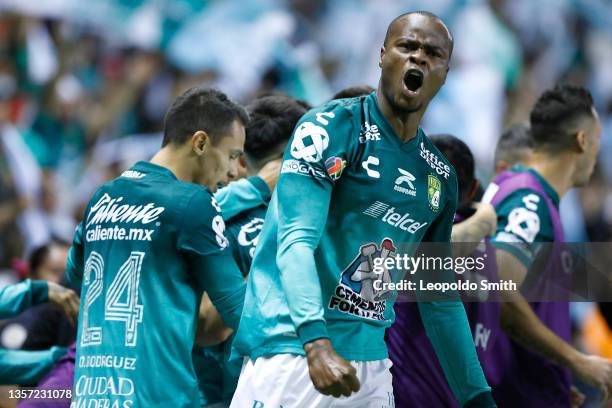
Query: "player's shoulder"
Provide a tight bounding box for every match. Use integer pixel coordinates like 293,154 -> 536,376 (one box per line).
182,185 -> 220,220
297,95 -> 364,135
495,188 -> 550,217
419,132 -> 456,189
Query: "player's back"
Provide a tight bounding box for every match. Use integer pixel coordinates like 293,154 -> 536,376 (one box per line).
70,161 -> 223,408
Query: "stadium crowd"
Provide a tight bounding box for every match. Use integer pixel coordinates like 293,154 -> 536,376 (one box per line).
0,0 -> 611,407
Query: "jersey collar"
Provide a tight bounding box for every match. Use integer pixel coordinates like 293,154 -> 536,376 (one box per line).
131,161 -> 178,181
510,164 -> 560,207
368,92 -> 422,152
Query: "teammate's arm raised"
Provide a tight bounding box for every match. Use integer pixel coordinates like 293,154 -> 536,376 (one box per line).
418,180 -> 495,407
275,106 -> 360,397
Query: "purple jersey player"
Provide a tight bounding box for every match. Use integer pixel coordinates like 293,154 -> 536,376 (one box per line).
484,85 -> 612,407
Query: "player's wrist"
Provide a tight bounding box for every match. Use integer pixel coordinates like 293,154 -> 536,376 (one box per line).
567,350 -> 588,372
32,280 -> 49,304
249,175 -> 272,199
298,320 -> 329,347
303,338 -> 332,354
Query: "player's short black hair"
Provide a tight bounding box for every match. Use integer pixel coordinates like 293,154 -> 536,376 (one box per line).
331,85 -> 375,100
28,239 -> 69,277
245,94 -> 308,165
430,134 -> 474,197
494,123 -> 533,167
162,87 -> 249,147
384,11 -> 453,58
530,84 -> 595,152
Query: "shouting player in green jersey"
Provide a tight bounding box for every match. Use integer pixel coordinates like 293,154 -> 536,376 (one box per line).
66,87 -> 248,408
231,11 -> 494,408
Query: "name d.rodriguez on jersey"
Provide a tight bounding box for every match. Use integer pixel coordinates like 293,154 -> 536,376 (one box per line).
373,279 -> 517,292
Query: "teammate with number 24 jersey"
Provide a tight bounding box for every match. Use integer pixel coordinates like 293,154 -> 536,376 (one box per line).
66,88 -> 248,408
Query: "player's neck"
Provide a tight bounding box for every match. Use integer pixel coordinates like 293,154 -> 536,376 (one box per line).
150,147 -> 194,183
376,89 -> 424,143
526,152 -> 575,199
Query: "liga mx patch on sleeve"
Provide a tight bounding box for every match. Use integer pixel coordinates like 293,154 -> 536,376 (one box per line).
325,156 -> 347,181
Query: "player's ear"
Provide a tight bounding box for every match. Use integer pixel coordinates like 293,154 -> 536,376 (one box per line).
191,131 -> 210,156
575,130 -> 587,153
379,46 -> 385,68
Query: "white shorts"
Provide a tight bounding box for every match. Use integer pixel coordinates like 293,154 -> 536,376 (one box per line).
229,354 -> 395,408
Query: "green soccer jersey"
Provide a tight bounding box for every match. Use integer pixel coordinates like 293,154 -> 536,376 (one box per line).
66,161 -> 246,408
194,184 -> 269,407
491,165 -> 558,267
226,204 -> 268,277
232,92 -> 489,402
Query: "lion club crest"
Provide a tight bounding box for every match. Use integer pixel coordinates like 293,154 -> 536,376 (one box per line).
328,238 -> 396,321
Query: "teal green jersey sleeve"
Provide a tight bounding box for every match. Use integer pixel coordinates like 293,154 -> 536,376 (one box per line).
178,190 -> 246,330
0,280 -> 48,319
0,346 -> 66,385
418,178 -> 491,405
66,221 -> 85,288
276,105 -> 357,345
214,176 -> 270,221
492,189 -> 553,268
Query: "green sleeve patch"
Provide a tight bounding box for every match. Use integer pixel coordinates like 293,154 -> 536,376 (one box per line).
492,189 -> 554,268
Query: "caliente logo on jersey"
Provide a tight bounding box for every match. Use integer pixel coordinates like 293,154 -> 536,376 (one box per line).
290,122 -> 329,163
328,239 -> 396,321
86,193 -> 165,228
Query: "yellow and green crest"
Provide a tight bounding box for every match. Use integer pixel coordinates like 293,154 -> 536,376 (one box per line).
427,174 -> 441,212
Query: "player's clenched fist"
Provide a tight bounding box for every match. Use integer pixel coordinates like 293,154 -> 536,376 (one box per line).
47,281 -> 80,326
304,338 -> 360,398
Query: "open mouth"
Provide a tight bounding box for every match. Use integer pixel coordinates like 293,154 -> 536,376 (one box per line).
403,69 -> 424,93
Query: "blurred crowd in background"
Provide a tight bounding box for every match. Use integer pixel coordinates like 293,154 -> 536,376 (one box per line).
0,0 -> 610,392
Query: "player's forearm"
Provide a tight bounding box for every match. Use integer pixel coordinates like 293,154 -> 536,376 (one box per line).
277,244 -> 328,344
193,254 -> 246,331
214,177 -> 270,221
500,291 -> 579,368
195,292 -> 234,346
451,217 -> 492,257
0,347 -> 66,385
0,280 -> 48,319
418,301 -> 491,405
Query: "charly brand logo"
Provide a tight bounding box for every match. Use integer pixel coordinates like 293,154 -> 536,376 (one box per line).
86,194 -> 165,228
363,201 -> 428,234
290,122 -> 330,163
427,174 -> 442,212
394,168 -> 416,196
328,239 -> 397,320
359,121 -> 381,143
420,142 -> 451,179
361,156 -> 380,179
